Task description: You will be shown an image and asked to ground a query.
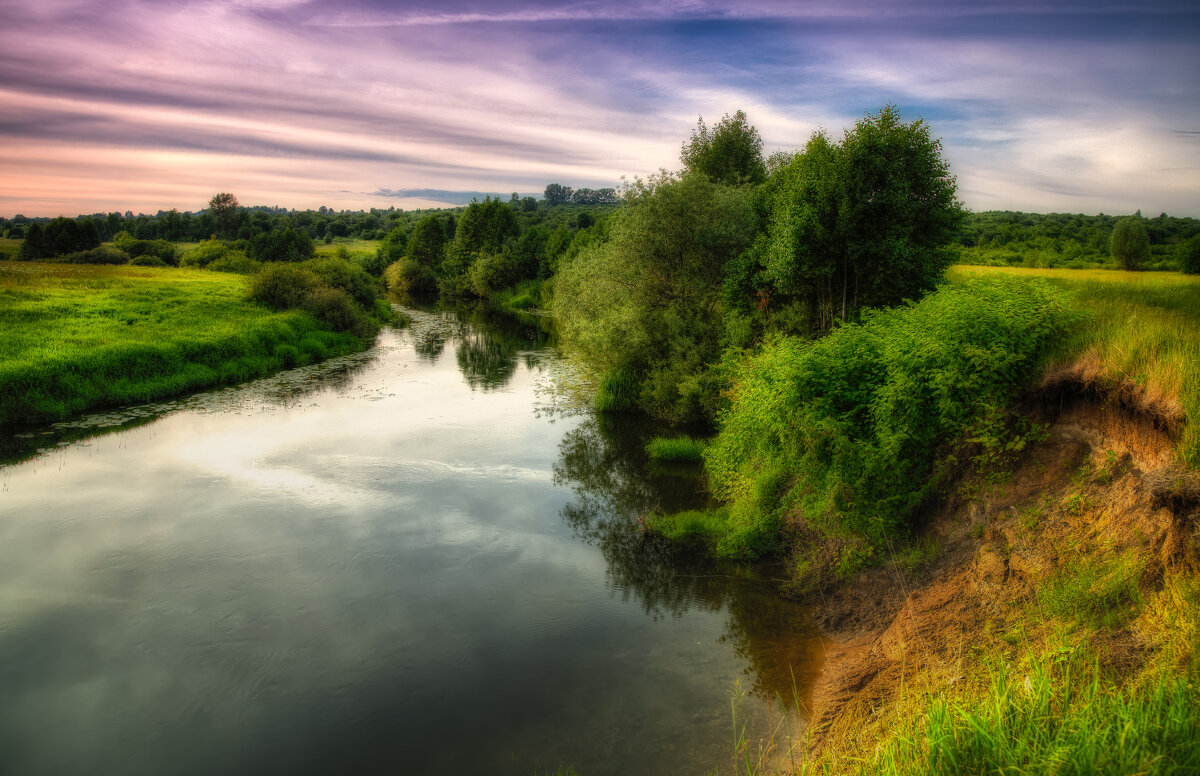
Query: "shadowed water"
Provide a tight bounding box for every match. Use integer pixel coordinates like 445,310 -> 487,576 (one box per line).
0,303 -> 823,776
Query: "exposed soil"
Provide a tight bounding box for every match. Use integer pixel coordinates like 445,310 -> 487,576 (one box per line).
802,387 -> 1200,758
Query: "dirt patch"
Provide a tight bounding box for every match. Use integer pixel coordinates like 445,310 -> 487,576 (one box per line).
803,391 -> 1193,758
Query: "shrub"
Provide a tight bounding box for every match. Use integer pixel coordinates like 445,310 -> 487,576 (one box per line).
249,228 -> 314,263
304,286 -> 375,337
61,246 -> 130,265
207,252 -> 260,274
467,251 -> 519,298
115,235 -> 179,265
302,257 -> 379,307
355,251 -> 391,277
181,239 -> 231,268
703,278 -> 1077,558
384,258 -> 438,296
248,264 -> 320,310
128,255 -> 168,267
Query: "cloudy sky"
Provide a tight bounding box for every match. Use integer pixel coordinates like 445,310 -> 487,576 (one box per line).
1,0 -> 1197,217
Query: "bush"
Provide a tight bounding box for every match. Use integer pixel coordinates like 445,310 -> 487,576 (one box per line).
355,251 -> 391,277
248,264 -> 320,310
181,239 -> 230,268
304,286 -> 375,337
207,252 -> 260,274
467,251 -> 519,298
114,234 -> 179,265
62,246 -> 130,265
384,258 -> 438,296
702,278 -> 1078,559
302,257 -> 379,307
249,228 -> 314,263
128,255 -> 168,267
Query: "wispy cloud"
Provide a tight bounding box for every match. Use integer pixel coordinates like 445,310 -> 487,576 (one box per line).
0,0 -> 1197,216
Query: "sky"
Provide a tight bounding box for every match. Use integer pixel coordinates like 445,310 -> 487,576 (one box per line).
1,0 -> 1198,217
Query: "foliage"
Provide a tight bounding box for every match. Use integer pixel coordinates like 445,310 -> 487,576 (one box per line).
247,263 -> 321,310
1111,212 -> 1150,270
304,286 -> 375,337
1179,234 -> 1200,274
555,171 -> 756,423
208,192 -> 240,239
114,234 -> 179,265
61,246 -> 130,265
17,217 -> 101,260
751,105 -> 962,330
405,213 -> 449,267
383,258 -> 437,296
0,263 -> 361,425
206,252 -> 260,274
680,110 -> 767,186
301,257 -> 380,308
454,197 -> 520,256
948,265 -> 1200,466
249,227 -> 314,263
181,238 -> 233,268
703,278 -> 1076,558
375,224 -> 409,269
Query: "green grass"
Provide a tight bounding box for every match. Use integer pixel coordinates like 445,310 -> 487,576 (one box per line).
948,266 -> 1200,466
853,652 -> 1200,776
313,238 -> 381,256
0,261 -> 366,425
646,435 -> 707,461
1039,552 -> 1144,628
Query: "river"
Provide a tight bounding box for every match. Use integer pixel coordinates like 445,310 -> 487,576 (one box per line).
0,304 -> 823,776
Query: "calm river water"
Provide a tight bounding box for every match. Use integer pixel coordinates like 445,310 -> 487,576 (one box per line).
0,305 -> 823,776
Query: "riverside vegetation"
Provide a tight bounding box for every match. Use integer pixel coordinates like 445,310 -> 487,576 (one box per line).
4,106 -> 1199,774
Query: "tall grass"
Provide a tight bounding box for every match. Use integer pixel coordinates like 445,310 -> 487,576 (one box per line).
646,435 -> 707,461
852,653 -> 1200,776
948,266 -> 1200,466
0,262 -> 365,425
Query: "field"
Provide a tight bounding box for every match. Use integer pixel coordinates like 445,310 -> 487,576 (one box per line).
948,265 -> 1200,465
0,261 -> 364,425
314,238 -> 381,256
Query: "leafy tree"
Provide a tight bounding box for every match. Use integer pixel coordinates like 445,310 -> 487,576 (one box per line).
454,197 -> 519,255
555,171 -> 756,422
680,110 -> 767,186
17,223 -> 49,260
1180,234 -> 1200,275
209,192 -> 240,239
248,227 -> 314,263
753,105 -> 961,328
1110,212 -> 1150,270
544,183 -> 574,206
406,214 -> 448,267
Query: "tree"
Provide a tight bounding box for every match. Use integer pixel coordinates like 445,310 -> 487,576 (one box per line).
1110,212 -> 1149,270
680,110 -> 768,186
754,105 -> 961,328
406,214 -> 448,267
208,192 -> 240,240
544,183 -> 574,206
1179,234 -> 1200,275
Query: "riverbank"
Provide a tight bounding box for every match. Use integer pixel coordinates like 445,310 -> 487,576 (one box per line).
0,261 -> 371,426
776,267 -> 1200,773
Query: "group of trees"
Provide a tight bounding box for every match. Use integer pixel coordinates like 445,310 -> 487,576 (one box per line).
555,106 -> 963,423
542,184 -> 619,207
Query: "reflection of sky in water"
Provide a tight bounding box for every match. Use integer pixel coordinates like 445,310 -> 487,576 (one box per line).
0,309 -> 820,776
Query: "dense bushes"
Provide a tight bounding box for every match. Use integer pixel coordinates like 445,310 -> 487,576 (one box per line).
115,235 -> 179,265
61,246 -> 130,265
674,278 -> 1076,562
247,258 -> 384,337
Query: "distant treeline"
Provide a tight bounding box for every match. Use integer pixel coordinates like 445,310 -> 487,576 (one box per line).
956,210 -> 1200,270
0,187 -> 614,247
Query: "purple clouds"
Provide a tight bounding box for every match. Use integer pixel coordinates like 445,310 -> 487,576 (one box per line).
0,0 -> 1197,216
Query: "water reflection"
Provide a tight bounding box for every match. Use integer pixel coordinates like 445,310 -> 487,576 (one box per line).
554,414 -> 825,708
401,303 -> 555,391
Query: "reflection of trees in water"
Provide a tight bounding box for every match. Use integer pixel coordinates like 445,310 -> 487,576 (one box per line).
554,413 -> 824,705
401,303 -> 557,391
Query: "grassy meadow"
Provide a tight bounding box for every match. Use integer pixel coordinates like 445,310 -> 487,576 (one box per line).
0,261 -> 365,425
